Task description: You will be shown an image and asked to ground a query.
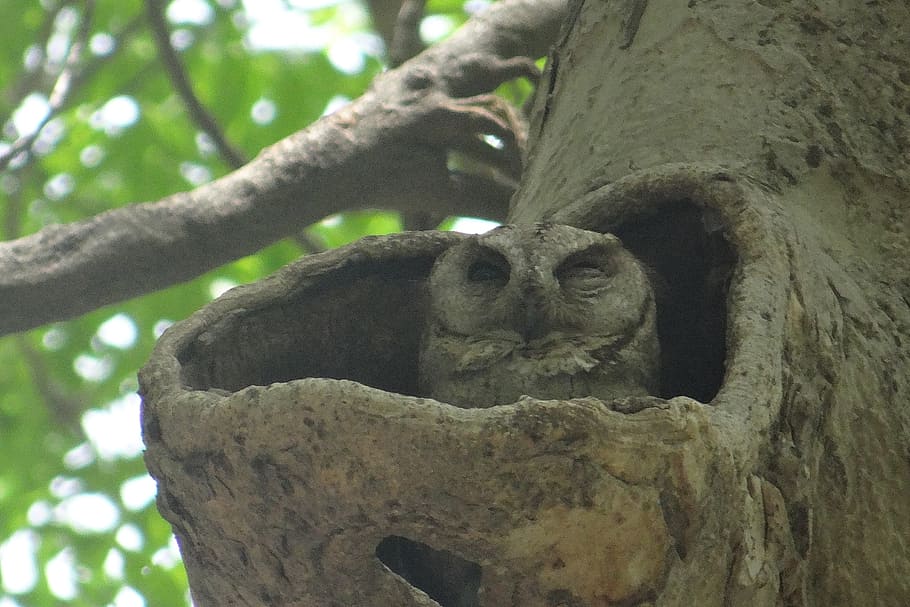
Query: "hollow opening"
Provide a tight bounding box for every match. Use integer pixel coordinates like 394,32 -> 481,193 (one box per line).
175,206 -> 733,404
615,203 -> 735,402
375,535 -> 482,607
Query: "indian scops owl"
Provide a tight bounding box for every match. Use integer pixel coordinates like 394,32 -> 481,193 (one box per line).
419,224 -> 660,408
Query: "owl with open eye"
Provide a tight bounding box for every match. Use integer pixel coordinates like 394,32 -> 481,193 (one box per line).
418,223 -> 660,408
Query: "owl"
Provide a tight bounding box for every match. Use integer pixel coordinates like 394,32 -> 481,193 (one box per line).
419,224 -> 660,408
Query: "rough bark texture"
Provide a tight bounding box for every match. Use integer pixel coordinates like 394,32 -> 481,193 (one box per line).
140,0 -> 910,605
513,1 -> 910,601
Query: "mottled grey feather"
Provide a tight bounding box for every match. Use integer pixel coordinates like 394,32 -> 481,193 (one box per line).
419,224 -> 660,408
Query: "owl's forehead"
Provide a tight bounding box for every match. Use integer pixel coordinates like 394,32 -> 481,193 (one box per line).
477,223 -> 621,255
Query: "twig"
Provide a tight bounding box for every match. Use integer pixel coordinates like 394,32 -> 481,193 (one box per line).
293,230 -> 329,254
363,0 -> 402,53
16,335 -> 86,433
1,12 -> 145,167
1,2 -> 65,115
146,0 -> 248,169
69,15 -> 145,99
0,1 -> 95,172
389,0 -> 427,67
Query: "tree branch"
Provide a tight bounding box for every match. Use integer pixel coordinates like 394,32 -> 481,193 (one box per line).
145,0 -> 247,169
389,0 -> 426,67
363,0 -> 403,56
0,0 -> 568,336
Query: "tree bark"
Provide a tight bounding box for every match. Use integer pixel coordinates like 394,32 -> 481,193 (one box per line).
0,0 -> 565,336
140,0 -> 910,605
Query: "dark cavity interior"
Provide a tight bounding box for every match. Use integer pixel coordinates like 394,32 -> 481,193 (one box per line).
177,256 -> 436,395
375,535 -> 481,607
616,203 -> 734,402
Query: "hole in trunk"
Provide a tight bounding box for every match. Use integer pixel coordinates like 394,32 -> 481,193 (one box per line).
617,204 -> 734,402
375,535 -> 482,607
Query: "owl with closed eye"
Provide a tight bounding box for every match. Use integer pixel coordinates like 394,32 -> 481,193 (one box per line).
418,224 -> 660,408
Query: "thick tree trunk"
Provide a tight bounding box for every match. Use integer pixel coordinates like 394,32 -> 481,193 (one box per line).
140,0 -> 909,605
514,0 -> 910,602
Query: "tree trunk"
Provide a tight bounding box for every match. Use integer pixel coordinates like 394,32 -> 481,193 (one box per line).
139,0 -> 910,605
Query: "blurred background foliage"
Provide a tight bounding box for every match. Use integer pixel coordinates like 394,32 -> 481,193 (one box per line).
0,0 -> 522,605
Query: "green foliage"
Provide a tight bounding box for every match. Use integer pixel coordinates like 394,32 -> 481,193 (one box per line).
0,0 -> 485,605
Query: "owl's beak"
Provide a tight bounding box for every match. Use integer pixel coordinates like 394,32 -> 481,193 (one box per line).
517,279 -> 549,341
521,310 -> 548,341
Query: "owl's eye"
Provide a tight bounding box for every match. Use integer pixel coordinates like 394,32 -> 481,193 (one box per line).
557,258 -> 614,292
467,258 -> 509,286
